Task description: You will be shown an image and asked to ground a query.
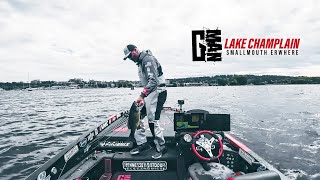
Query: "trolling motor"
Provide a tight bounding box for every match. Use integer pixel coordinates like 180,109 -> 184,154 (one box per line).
178,100 -> 184,111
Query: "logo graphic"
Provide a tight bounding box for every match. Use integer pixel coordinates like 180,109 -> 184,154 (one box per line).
100,141 -> 132,148
239,148 -> 255,165
224,38 -> 300,55
192,27 -> 300,57
64,145 -> 79,162
122,161 -> 167,171
192,28 -> 222,62
117,175 -> 131,180
79,138 -> 87,148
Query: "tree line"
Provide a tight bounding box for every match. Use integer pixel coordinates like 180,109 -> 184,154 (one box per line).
1,75 -> 320,90
168,75 -> 320,86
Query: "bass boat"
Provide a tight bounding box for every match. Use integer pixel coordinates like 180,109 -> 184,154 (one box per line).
27,100 -> 288,180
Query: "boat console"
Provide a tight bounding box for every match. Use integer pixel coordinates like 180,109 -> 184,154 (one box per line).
172,102 -> 282,180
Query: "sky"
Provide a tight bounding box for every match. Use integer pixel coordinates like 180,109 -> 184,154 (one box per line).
0,0 -> 319,82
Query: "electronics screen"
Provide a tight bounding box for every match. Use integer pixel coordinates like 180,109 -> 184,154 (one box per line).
174,112 -> 230,131
205,114 -> 230,131
175,113 -> 204,130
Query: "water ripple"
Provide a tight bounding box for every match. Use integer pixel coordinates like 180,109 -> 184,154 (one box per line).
0,86 -> 320,179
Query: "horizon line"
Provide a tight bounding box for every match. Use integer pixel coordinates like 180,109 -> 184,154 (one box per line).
1,74 -> 320,83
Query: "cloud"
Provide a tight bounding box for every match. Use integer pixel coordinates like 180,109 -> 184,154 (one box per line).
0,0 -> 319,82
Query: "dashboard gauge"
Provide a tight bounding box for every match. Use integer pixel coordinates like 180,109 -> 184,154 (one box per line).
183,133 -> 192,143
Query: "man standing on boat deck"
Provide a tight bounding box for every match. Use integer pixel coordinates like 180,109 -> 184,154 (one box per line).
123,44 -> 168,159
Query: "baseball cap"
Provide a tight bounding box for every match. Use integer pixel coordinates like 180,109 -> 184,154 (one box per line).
123,44 -> 137,60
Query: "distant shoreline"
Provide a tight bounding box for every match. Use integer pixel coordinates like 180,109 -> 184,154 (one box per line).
1,75 -> 320,91
2,83 -> 320,92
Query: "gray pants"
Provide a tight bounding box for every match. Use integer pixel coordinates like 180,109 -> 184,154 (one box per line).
134,89 -> 167,151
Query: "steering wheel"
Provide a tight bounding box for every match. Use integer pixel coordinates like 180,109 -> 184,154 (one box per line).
191,130 -> 224,161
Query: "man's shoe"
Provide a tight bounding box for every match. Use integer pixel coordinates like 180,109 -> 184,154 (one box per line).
130,143 -> 151,155
151,145 -> 167,159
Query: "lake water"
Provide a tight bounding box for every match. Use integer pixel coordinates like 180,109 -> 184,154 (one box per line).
0,85 -> 319,180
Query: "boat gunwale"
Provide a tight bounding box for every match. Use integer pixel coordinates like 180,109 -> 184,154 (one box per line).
26,111 -> 128,180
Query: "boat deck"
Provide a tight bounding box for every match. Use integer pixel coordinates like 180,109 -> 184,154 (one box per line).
98,109 -> 176,143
